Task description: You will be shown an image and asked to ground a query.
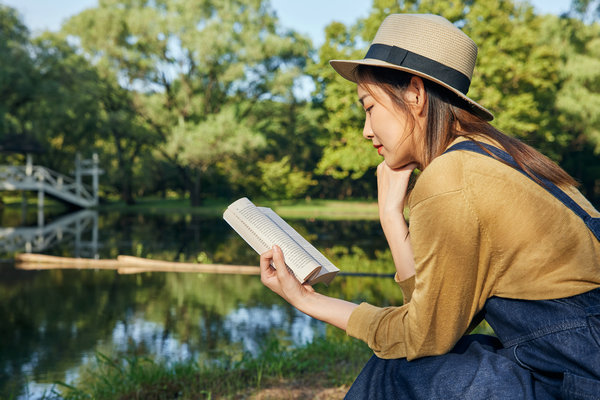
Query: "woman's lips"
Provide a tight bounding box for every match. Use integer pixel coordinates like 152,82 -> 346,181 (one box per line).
374,145 -> 383,156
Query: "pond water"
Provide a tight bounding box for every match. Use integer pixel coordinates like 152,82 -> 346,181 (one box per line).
0,207 -> 403,399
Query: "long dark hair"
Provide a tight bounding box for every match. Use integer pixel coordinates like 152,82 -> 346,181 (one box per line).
355,65 -> 578,188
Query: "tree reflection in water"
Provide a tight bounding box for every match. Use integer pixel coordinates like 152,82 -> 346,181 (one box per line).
0,211 -> 397,399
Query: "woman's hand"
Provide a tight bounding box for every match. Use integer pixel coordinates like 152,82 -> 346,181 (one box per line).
377,161 -> 418,221
377,161 -> 417,281
260,245 -> 315,307
259,245 -> 358,331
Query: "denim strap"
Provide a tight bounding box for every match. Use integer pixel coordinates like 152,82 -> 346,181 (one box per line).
443,141 -> 600,241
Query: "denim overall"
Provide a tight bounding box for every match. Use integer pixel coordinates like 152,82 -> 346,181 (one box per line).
345,142 -> 600,400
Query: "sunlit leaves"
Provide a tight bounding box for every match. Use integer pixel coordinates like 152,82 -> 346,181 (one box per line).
166,105 -> 266,170
258,155 -> 317,199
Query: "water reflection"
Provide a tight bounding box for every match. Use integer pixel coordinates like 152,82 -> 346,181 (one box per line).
0,210 -> 392,399
224,306 -> 324,355
0,209 -> 99,257
1,269 -> 332,399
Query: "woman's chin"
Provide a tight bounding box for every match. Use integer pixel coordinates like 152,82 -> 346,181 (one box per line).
385,158 -> 418,170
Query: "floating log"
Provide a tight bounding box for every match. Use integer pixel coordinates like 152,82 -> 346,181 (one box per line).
15,253 -> 120,269
14,253 -> 260,275
15,262 -> 116,271
116,255 -> 259,275
13,254 -> 394,278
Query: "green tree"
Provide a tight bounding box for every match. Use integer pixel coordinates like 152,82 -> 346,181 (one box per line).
539,15 -> 600,204
463,0 -> 566,158
93,74 -> 159,204
307,21 -> 380,198
309,0 -> 597,200
258,155 -> 317,199
307,0 -> 469,197
165,104 -> 266,201
571,0 -> 600,20
224,98 -> 324,199
0,5 -> 38,138
0,7 -> 106,180
29,34 -> 157,204
64,0 -> 312,205
27,33 -> 104,174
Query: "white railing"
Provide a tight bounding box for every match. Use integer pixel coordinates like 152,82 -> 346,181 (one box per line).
0,164 -> 97,207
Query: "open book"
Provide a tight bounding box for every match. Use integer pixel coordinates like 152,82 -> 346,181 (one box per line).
223,197 -> 339,285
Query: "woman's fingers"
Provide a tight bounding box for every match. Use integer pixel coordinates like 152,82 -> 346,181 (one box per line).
260,249 -> 273,268
272,245 -> 297,281
260,246 -> 295,287
259,249 -> 277,285
259,245 -> 318,309
272,245 -> 286,272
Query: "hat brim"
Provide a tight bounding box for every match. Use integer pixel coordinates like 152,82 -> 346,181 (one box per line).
330,58 -> 494,121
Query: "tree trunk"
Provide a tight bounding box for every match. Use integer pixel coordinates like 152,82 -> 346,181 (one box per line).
190,169 -> 202,207
122,166 -> 135,205
112,130 -> 136,205
122,182 -> 135,205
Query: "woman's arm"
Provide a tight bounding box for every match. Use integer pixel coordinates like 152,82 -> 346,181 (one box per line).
257,162 -> 416,331
260,245 -> 358,330
377,162 -> 417,281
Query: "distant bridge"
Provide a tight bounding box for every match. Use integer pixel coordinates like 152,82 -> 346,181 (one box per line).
0,209 -> 99,257
0,154 -> 101,208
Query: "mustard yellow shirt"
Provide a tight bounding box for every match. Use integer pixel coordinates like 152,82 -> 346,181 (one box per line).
346,139 -> 600,360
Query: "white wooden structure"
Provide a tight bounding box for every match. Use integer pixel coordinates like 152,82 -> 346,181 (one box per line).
0,153 -> 102,208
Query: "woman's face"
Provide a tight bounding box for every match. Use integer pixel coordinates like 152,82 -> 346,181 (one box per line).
357,82 -> 420,169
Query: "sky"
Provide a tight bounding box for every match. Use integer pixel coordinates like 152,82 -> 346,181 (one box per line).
2,0 -> 572,47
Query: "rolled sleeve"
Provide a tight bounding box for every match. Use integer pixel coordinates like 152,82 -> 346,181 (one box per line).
395,274 -> 416,304
346,302 -> 409,359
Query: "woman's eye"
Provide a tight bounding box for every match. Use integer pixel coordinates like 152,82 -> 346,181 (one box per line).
365,105 -> 373,113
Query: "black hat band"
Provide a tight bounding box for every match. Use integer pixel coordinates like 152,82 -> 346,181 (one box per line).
364,43 -> 471,95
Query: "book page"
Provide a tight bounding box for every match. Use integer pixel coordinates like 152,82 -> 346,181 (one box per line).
258,207 -> 339,277
223,207 -> 270,255
224,198 -> 320,282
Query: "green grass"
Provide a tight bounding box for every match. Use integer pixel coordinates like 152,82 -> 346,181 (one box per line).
1,193 -> 379,220
0,193 -> 68,209
53,337 -> 372,400
266,199 -> 379,220
98,197 -> 379,220
52,325 -> 495,400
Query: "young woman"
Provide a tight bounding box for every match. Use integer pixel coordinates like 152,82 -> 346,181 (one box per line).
259,14 -> 600,399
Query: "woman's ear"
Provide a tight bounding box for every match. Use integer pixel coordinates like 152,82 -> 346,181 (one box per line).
405,76 -> 427,116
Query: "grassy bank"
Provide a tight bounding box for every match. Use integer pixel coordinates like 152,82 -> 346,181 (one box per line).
0,193 -> 379,220
99,197 -> 380,220
53,337 -> 372,400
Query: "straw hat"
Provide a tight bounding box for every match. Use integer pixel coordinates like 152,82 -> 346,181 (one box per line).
330,14 -> 493,121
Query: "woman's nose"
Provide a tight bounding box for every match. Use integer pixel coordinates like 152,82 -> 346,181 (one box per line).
363,120 -> 373,140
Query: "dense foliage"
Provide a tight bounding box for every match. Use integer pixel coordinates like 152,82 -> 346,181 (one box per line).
0,0 -> 598,206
